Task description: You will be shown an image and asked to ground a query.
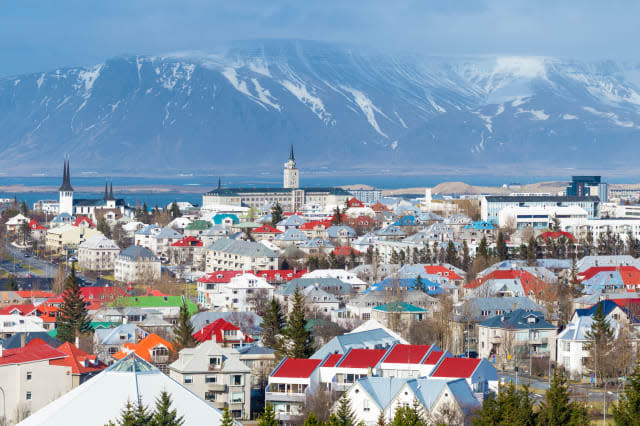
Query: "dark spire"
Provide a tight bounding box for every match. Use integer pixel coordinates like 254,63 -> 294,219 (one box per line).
103,181 -> 109,200
109,181 -> 114,200
289,144 -> 295,162
217,177 -> 221,190
59,157 -> 74,192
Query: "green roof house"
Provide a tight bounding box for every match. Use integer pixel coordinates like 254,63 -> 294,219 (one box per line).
109,295 -> 198,316
371,301 -> 427,331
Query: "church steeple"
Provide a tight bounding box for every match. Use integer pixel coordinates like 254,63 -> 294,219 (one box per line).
109,182 -> 114,200
58,158 -> 74,192
217,177 -> 221,190
289,144 -> 295,162
103,181 -> 109,200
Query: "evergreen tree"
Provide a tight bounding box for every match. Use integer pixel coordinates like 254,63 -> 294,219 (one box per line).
285,286 -> 314,358
478,237 -> 489,260
390,250 -> 399,265
151,391 -> 184,426
220,406 -> 234,426
170,201 -> 181,219
473,384 -> 536,426
537,369 -> 588,425
328,396 -> 356,426
20,200 -> 28,215
376,412 -> 386,426
551,214 -> 560,231
261,298 -> 285,349
526,236 -> 537,266
415,274 -> 427,293
258,403 -> 279,426
271,202 -> 284,226
519,243 -> 528,261
331,207 -> 342,225
57,265 -> 91,343
172,299 -> 196,350
7,275 -> 18,291
584,302 -> 615,386
108,399 -> 137,426
97,217 -> 112,239
390,400 -> 424,426
445,240 -> 458,266
568,255 -> 583,296
496,231 -> 508,261
303,410 -> 322,426
461,240 -> 471,272
134,398 -> 153,425
613,359 -> 640,426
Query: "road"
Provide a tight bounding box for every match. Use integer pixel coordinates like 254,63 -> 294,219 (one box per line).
498,372 -> 625,402
3,243 -> 56,278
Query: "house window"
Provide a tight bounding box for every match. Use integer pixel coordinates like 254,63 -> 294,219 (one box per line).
26,371 -> 32,381
363,399 -> 370,411
231,392 -> 244,403
231,375 -> 243,386
26,392 -> 32,400
205,375 -> 217,383
184,376 -> 193,384
209,357 -> 222,369
204,391 -> 217,401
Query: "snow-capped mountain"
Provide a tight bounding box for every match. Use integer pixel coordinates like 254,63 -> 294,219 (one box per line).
2,39 -> 640,175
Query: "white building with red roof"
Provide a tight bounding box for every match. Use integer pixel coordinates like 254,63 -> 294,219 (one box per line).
193,318 -> 254,349
0,338 -> 104,425
330,348 -> 387,391
429,356 -> 498,393
379,343 -> 442,378
266,357 -> 323,421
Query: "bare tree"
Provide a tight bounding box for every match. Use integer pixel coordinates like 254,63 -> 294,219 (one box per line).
302,388 -> 338,423
429,401 -> 465,426
247,288 -> 270,315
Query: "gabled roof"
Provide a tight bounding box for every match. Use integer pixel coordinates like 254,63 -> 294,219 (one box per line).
272,357 -> 322,378
50,342 -> 106,374
1,332 -> 61,349
332,246 -> 361,257
169,340 -> 250,374
431,357 -> 481,378
335,348 -> 387,369
207,237 -> 277,257
382,344 -> 432,364
423,350 -> 445,365
0,304 -> 35,315
154,226 -> 182,239
112,333 -> 174,362
118,245 -> 158,261
357,377 -> 407,410
373,301 -> 426,313
171,236 -> 203,247
28,218 -> 46,231
424,265 -> 463,280
110,296 -> 197,314
17,353 -> 229,426
252,224 -> 282,234
72,216 -> 95,227
192,318 -> 254,343
0,338 -> 67,366
312,327 -> 404,360
184,220 -> 212,231
321,353 -> 343,367
479,309 -> 555,330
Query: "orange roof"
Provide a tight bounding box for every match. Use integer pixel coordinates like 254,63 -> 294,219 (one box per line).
424,265 -> 463,280
112,333 -> 173,362
14,290 -> 55,299
332,246 -> 361,256
50,342 -> 106,374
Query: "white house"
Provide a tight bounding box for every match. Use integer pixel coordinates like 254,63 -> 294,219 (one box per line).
199,273 -> 274,312
266,357 -> 322,421
78,235 -> 120,272
0,315 -> 46,340
114,245 -> 161,283
302,269 -> 368,292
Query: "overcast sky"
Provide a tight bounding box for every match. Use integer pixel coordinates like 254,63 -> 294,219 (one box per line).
1,0 -> 638,76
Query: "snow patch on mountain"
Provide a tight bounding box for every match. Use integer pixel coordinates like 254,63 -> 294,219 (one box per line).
341,86 -> 388,137
583,106 -> 634,127
563,114 -> 578,120
36,74 -> 45,89
76,65 -> 103,95
251,78 -> 280,111
281,80 -> 332,124
515,108 -> 549,120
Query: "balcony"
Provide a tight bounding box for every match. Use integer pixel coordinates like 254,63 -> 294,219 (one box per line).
265,392 -> 307,403
207,383 -> 227,392
151,355 -> 169,364
331,382 -> 354,392
489,335 -> 502,344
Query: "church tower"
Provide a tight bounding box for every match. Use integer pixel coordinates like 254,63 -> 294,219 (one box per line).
59,158 -> 74,215
283,145 -> 299,189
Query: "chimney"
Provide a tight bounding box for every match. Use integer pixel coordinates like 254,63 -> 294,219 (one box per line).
20,333 -> 26,348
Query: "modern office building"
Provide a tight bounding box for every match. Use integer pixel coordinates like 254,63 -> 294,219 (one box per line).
566,176 -> 608,202
481,195 -> 600,223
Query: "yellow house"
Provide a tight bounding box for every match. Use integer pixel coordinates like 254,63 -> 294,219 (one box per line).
45,224 -> 103,254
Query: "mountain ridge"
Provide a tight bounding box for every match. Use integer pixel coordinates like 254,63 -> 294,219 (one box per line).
2,39 -> 640,174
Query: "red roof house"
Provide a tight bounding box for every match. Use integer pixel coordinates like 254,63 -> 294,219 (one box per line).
424,265 -> 463,281
192,318 -> 254,346
49,342 -> 106,375
170,236 -> 203,247
538,231 -> 577,243
72,216 -> 95,228
335,348 -> 387,369
347,198 -> 365,208
271,358 -> 323,378
382,344 -> 432,364
331,246 -> 362,257
0,338 -> 67,366
28,218 -> 47,231
430,357 -> 497,392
